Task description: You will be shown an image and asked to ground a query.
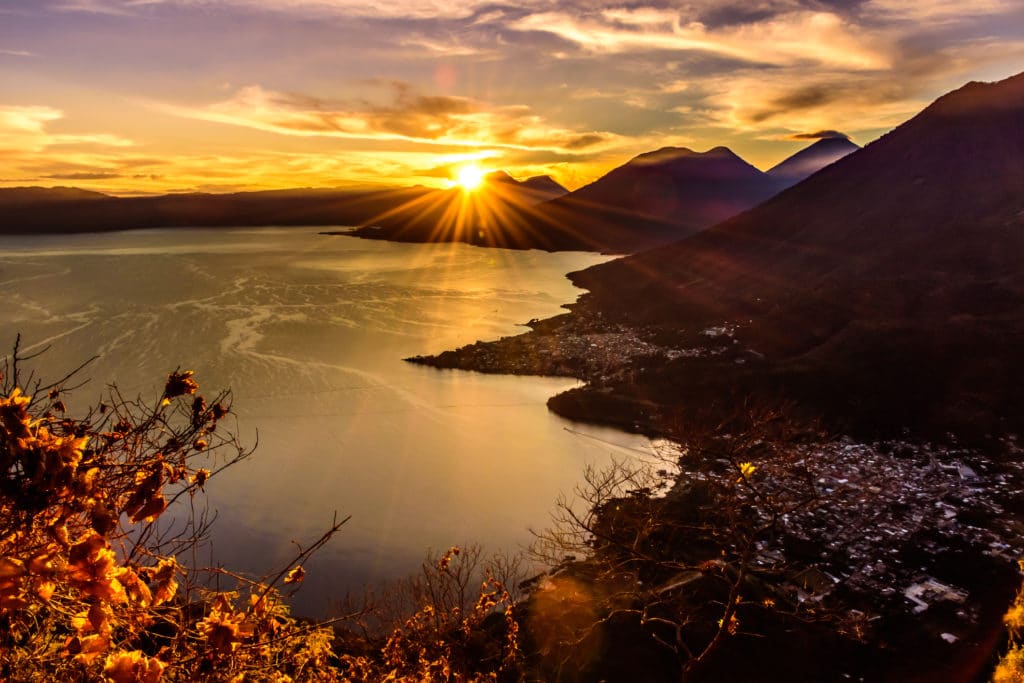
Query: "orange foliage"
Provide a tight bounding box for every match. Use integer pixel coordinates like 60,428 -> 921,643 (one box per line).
0,364 -> 519,682
0,369 -> 339,680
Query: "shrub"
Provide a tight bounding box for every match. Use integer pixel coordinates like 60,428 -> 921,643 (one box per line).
0,356 -> 340,681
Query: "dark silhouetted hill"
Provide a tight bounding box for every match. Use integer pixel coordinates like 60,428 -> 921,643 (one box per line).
555,71 -> 1024,436
0,186 -> 111,205
0,186 -> 437,235
559,146 -> 780,228
0,172 -> 569,245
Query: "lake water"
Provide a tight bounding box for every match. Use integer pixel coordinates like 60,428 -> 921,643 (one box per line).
0,227 -> 657,615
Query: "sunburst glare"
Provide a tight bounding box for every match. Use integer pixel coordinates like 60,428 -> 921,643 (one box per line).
456,164 -> 487,192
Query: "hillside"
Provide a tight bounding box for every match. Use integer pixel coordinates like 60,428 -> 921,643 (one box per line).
0,186 -> 434,234
560,71 -> 1024,435
0,186 -> 111,204
416,71 -> 1024,437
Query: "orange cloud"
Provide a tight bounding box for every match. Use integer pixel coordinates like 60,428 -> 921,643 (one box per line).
0,105 -> 134,152
149,83 -> 619,156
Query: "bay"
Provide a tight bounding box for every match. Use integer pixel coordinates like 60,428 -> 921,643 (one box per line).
0,227 -> 656,615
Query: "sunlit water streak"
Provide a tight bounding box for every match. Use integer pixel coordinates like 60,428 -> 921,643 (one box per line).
0,227 -> 661,616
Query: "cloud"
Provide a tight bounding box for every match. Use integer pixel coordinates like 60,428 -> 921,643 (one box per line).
42,171 -> 123,179
789,129 -> 851,140
0,49 -> 34,57
11,0 -> 1024,195
229,0 -> 501,19
0,105 -> 131,151
151,83 -> 621,156
508,8 -> 891,70
52,0 -> 159,16
0,105 -> 138,192
0,106 -> 63,136
863,0 -> 1022,23
399,36 -> 487,57
52,0 -> 510,19
704,28 -> 1024,136
748,85 -> 840,123
414,164 -> 458,179
706,71 -> 926,134
562,133 -> 609,150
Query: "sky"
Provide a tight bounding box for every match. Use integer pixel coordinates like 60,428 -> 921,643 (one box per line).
0,0 -> 1022,195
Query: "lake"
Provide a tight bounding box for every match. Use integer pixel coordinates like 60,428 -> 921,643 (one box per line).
0,227 -> 657,615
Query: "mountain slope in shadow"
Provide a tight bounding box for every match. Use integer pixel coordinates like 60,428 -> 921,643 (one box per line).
559,71 -> 1024,435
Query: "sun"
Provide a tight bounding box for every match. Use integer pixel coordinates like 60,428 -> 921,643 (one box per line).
455,164 -> 487,192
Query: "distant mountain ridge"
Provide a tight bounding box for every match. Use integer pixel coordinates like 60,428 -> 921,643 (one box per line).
0,138 -> 856,253
354,139 -> 857,252
0,186 -> 436,235
482,171 -> 568,202
0,186 -> 111,204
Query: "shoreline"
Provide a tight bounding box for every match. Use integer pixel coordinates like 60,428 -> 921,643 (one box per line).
406,301 -> 1024,679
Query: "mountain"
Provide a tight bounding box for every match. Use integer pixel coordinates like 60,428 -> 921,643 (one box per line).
553,71 -> 1024,436
560,145 -> 780,228
0,186 -> 435,235
520,175 -> 568,200
355,142 -> 864,253
532,145 -> 785,250
0,143 -> 844,253
482,171 -> 568,203
0,170 -> 568,244
0,186 -> 110,205
766,136 -> 860,183
512,141 -> 857,252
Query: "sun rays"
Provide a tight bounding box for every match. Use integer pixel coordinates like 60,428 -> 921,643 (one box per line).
356,166 -> 575,251
455,164 -> 487,192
